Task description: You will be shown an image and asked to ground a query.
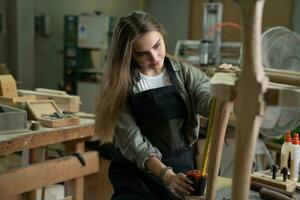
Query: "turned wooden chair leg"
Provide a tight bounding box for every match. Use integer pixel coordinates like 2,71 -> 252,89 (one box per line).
231,0 -> 268,199
206,100 -> 233,200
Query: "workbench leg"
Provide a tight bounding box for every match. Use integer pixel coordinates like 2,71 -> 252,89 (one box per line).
206,100 -> 233,200
22,149 -> 37,200
65,141 -> 85,200
84,156 -> 113,200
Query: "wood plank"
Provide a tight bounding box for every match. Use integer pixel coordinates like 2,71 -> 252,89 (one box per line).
0,74 -> 18,97
251,172 -> 296,192
18,89 -> 80,113
210,72 -> 300,107
0,95 -> 36,107
39,117 -> 80,128
265,82 -> 300,106
265,68 -> 300,87
0,151 -> 99,199
35,88 -> 67,95
0,119 -> 94,156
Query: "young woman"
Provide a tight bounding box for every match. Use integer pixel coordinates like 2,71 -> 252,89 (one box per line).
96,11 -> 211,200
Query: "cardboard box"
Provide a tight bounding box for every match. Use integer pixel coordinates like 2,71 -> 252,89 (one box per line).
0,104 -> 27,133
0,74 -> 18,97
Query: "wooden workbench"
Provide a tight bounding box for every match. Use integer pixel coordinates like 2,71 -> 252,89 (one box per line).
0,119 -> 103,200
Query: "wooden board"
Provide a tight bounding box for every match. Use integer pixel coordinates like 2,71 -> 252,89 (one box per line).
0,118 -> 94,156
0,75 -> 18,97
0,151 -> 99,199
265,68 -> 300,87
0,128 -> 29,135
39,117 -> 80,128
75,112 -> 95,119
18,89 -> 80,113
210,72 -> 300,107
0,95 -> 36,106
265,82 -> 300,107
251,171 -> 296,192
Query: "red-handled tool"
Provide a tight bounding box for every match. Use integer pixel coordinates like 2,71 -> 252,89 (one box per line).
186,170 -> 206,196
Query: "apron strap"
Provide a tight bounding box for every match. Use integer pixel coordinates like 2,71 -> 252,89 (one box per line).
164,58 -> 178,88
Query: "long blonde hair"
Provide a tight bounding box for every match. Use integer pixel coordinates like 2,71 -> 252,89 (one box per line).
95,11 -> 166,142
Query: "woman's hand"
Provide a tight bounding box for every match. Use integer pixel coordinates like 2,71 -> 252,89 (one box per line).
165,171 -> 195,199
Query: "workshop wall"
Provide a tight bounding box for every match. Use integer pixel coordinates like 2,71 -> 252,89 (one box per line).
144,0 -> 189,53
6,0 -> 35,89
34,0 -> 142,89
0,0 -> 6,63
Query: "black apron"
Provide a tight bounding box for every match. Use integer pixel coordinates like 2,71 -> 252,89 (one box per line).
109,58 -> 194,200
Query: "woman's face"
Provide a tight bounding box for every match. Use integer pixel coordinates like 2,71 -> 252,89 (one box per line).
132,31 -> 166,75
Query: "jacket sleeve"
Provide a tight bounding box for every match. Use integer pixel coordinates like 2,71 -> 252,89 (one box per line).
114,101 -> 162,171
182,63 -> 212,118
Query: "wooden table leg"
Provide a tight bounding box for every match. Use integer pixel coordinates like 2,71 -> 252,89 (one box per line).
206,100 -> 233,200
22,149 -> 37,200
65,140 -> 85,200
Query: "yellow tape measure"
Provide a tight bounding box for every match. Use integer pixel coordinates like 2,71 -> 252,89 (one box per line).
201,97 -> 217,176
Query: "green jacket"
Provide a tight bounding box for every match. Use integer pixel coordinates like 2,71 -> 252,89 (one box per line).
114,56 -> 212,170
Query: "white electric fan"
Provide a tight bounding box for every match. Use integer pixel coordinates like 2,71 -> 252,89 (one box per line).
260,26 -> 300,138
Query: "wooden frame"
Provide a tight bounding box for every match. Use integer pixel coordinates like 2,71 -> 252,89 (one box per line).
188,1 -> 300,200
